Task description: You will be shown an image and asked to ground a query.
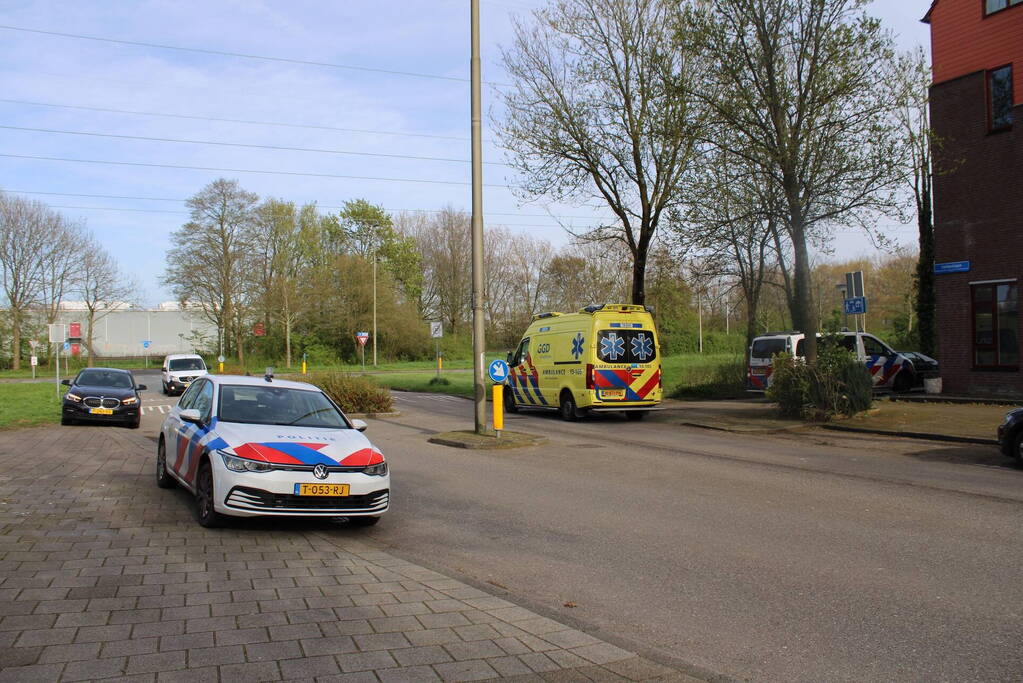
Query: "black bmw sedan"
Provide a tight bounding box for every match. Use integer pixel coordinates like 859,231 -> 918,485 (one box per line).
61,368 -> 146,428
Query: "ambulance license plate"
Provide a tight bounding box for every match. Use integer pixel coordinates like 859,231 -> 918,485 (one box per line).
599,389 -> 626,400
295,483 -> 350,497
90,408 -> 114,415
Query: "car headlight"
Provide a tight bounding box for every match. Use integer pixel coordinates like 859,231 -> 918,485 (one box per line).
220,451 -> 273,473
121,396 -> 139,405
363,462 -> 388,476
65,392 -> 83,403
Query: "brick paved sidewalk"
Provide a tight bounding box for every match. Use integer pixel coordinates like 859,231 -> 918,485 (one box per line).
0,427 -> 693,683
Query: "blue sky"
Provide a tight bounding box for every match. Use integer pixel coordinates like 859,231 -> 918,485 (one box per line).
0,0 -> 933,305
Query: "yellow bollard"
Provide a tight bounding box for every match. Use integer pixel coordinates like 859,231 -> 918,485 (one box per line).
492,384 -> 503,432
302,360 -> 307,375
218,362 -> 224,373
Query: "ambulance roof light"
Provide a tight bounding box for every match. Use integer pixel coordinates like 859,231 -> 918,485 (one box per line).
532,312 -> 563,321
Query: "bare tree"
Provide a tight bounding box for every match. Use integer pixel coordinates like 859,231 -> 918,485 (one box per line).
893,47 -> 936,357
0,193 -> 59,369
498,0 -> 705,304
79,234 -> 135,366
163,179 -> 258,364
690,0 -> 905,363
407,208 -> 472,333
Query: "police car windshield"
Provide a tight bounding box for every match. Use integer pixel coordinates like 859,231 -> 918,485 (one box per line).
77,370 -> 134,388
751,339 -> 786,360
169,358 -> 205,371
217,385 -> 348,428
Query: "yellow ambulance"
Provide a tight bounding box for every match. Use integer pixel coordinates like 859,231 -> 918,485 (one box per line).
504,303 -> 662,421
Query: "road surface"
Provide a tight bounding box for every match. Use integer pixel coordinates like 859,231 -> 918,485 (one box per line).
354,391 -> 1023,682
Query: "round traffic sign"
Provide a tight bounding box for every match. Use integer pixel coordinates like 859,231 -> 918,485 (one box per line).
217,355 -> 226,363
488,359 -> 509,383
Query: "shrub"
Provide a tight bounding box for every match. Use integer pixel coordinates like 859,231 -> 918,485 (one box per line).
767,342 -> 872,421
305,372 -> 393,414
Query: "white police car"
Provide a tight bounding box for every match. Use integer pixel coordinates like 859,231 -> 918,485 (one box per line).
156,372 -> 389,528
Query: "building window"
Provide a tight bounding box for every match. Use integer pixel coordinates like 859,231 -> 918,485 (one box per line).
986,0 -> 1023,16
973,283 -> 1018,369
988,66 -> 1014,131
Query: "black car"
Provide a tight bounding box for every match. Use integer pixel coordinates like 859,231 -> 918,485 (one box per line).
997,408 -> 1023,462
61,368 -> 146,428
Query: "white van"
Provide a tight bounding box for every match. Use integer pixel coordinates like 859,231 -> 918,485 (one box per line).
747,331 -> 915,393
161,354 -> 209,395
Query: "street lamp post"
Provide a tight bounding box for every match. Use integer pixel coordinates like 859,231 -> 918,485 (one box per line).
372,251 -> 378,368
470,0 -> 487,434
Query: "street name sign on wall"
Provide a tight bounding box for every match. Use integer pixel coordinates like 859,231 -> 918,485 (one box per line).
844,297 -> 868,315
934,260 -> 971,275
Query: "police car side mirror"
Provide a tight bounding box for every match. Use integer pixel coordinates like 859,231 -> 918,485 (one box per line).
180,409 -> 203,425
351,419 -> 368,432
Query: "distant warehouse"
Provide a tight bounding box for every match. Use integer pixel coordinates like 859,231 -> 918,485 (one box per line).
51,301 -> 217,357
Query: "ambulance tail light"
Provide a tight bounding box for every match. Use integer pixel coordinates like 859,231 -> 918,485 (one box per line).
585,364 -> 595,390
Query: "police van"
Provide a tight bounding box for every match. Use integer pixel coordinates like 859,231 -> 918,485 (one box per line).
747,330 -> 915,393
505,304 -> 662,421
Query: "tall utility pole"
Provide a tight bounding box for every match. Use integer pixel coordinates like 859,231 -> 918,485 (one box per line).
372,250 -> 378,368
470,0 -> 487,434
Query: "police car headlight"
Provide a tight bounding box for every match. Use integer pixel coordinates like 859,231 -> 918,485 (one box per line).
220,452 -> 273,473
363,462 -> 388,476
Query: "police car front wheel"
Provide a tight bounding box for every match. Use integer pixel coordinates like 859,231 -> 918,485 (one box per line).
196,461 -> 226,528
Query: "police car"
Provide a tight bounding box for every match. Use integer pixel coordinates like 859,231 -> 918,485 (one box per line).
747,330 -> 916,393
156,372 -> 389,528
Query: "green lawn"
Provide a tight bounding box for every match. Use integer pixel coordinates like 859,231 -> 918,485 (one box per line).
0,383 -> 64,430
365,353 -> 746,400
369,372 -> 475,398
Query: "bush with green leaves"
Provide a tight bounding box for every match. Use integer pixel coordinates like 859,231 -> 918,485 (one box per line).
767,341 -> 872,421
305,372 -> 393,414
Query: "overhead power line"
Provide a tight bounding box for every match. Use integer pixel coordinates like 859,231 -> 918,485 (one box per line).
0,98 -> 472,142
42,204 -> 598,231
0,153 -> 512,187
0,24 -> 509,86
0,124 -> 508,166
4,190 -> 609,221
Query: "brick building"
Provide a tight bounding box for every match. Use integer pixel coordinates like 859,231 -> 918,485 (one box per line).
924,0 -> 1023,396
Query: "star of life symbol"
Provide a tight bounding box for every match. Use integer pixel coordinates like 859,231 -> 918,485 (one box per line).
600,333 -> 625,361
313,464 -> 329,480
571,333 -> 585,360
631,333 -> 653,361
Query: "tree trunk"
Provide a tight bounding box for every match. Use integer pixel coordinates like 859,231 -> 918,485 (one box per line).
11,309 -> 21,371
791,225 -> 818,364
86,310 -> 96,367
915,182 -> 935,357
631,247 -> 648,305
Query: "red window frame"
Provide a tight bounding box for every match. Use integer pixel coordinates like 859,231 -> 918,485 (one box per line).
971,282 -> 1019,371
987,64 -> 1014,132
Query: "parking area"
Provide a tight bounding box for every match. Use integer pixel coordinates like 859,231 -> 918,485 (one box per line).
0,425 -> 687,682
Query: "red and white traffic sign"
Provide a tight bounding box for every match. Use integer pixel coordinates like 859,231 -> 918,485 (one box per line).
356,332 -> 370,347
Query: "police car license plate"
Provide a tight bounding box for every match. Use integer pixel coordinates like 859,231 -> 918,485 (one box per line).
751,368 -> 767,375
295,483 -> 349,497
90,408 -> 114,415
600,389 -> 626,400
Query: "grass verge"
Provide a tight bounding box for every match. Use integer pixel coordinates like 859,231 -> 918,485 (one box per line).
0,383 -> 63,430
369,372 -> 475,398
837,400 -> 1010,441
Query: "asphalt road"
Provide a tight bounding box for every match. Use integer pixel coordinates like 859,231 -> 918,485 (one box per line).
347,392 -> 1023,682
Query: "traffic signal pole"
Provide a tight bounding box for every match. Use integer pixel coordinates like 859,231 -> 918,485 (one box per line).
470,0 -> 487,435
